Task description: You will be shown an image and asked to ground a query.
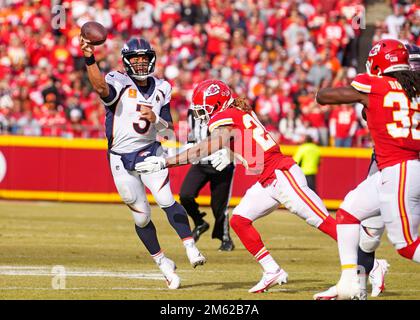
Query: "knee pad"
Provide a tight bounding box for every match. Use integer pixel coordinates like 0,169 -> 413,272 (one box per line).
359,225 -> 384,253
118,184 -> 137,204
131,209 -> 151,228
397,238 -> 420,260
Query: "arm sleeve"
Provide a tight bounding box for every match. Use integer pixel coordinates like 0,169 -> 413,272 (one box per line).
100,84 -> 117,104
350,73 -> 372,94
208,117 -> 234,133
159,103 -> 173,123
100,72 -> 125,107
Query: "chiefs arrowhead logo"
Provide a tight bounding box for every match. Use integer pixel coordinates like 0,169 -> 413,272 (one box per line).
369,43 -> 381,57
205,84 -> 220,97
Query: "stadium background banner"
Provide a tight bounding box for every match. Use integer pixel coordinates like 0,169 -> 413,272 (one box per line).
0,136 -> 372,209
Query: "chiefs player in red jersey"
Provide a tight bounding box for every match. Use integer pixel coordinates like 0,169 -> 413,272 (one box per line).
136,79 -> 389,294
314,39 -> 420,300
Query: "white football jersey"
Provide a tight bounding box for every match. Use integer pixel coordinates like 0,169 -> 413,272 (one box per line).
102,71 -> 172,153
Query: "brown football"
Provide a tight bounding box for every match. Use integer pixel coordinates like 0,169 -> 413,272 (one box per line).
81,21 -> 107,46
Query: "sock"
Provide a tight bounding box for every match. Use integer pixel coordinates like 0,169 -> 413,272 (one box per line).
336,209 -> 361,277
257,250 -> 280,273
413,245 -> 420,263
182,237 -> 195,249
230,215 -> 266,256
357,247 -> 375,291
397,238 -> 420,262
318,215 -> 337,241
163,202 -> 193,240
151,250 -> 166,265
135,221 -> 161,255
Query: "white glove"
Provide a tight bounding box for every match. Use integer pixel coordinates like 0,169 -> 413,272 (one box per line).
135,156 -> 166,174
210,149 -> 232,171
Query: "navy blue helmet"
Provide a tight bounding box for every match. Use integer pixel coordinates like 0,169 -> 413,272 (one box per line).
406,43 -> 420,72
121,38 -> 156,80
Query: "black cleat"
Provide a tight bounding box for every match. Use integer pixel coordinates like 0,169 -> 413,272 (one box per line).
219,239 -> 235,251
192,221 -> 210,242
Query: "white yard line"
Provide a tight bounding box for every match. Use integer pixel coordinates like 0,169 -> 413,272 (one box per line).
0,265 -> 164,280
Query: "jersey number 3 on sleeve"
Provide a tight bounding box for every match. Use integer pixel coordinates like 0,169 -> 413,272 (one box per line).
133,104 -> 151,134
384,84 -> 420,140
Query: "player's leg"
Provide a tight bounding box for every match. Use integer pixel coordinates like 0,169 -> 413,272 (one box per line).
109,153 -> 180,289
272,164 -> 337,240
359,216 -> 389,297
230,182 -> 288,293
141,169 -> 206,268
179,164 -> 211,242
209,164 -> 235,251
379,160 -> 420,263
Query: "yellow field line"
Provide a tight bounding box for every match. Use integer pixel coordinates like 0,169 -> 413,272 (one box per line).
0,136 -> 372,158
0,189 -> 343,209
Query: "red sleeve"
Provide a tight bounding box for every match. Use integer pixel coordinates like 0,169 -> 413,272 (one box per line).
208,109 -> 237,133
350,73 -> 372,94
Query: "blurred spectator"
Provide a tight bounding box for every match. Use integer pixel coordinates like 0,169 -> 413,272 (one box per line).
385,4 -> 406,39
329,104 -> 358,147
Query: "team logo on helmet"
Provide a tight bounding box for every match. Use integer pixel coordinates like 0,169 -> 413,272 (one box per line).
205,84 -> 220,97
369,43 -> 381,57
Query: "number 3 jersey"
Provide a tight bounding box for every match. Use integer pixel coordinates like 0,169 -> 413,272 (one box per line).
208,108 -> 295,186
100,71 -> 172,153
351,73 -> 420,170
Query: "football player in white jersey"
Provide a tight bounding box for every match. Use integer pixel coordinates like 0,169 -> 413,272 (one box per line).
79,36 -> 206,289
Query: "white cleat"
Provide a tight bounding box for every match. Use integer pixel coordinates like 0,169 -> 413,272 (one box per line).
336,276 -> 364,300
186,246 -> 207,268
158,257 -> 181,290
277,269 -> 289,286
314,285 -> 338,300
369,259 -> 390,297
249,269 -> 288,293
314,285 -> 367,300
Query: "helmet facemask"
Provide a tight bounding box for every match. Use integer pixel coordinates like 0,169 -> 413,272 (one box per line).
191,104 -> 214,126
123,51 -> 156,81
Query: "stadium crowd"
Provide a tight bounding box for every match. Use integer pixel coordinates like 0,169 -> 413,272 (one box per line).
0,0 -> 418,147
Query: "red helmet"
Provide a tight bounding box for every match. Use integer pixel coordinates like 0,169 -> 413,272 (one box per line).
366,39 -> 410,76
191,79 -> 233,124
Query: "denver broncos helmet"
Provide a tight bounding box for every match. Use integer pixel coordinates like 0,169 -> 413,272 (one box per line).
121,38 -> 156,80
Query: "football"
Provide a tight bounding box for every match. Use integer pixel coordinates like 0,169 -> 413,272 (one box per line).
81,21 -> 107,46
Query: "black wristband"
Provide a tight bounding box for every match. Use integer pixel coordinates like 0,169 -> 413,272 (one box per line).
85,55 -> 96,66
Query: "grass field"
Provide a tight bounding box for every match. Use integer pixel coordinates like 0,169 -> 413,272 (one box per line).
0,200 -> 419,300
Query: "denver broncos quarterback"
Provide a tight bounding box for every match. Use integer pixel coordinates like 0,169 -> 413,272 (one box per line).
79,35 -> 206,290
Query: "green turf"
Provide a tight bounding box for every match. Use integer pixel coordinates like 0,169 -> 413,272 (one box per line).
0,200 -> 418,300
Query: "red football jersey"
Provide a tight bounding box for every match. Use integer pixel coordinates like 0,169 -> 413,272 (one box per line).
351,73 -> 420,169
208,108 -> 295,186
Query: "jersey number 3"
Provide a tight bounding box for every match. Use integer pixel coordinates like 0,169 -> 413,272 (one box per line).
384,88 -> 420,140
243,113 -> 277,151
133,104 -> 151,134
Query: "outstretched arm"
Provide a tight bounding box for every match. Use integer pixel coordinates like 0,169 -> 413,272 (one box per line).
166,126 -> 233,168
316,86 -> 368,106
79,35 -> 109,98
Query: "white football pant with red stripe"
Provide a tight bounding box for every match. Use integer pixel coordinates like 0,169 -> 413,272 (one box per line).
233,164 -> 332,230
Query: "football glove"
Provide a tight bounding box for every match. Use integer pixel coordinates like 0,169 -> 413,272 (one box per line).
135,156 -> 166,174
209,149 -> 232,171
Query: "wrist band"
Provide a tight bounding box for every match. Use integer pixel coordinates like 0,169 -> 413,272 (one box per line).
85,55 -> 96,66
